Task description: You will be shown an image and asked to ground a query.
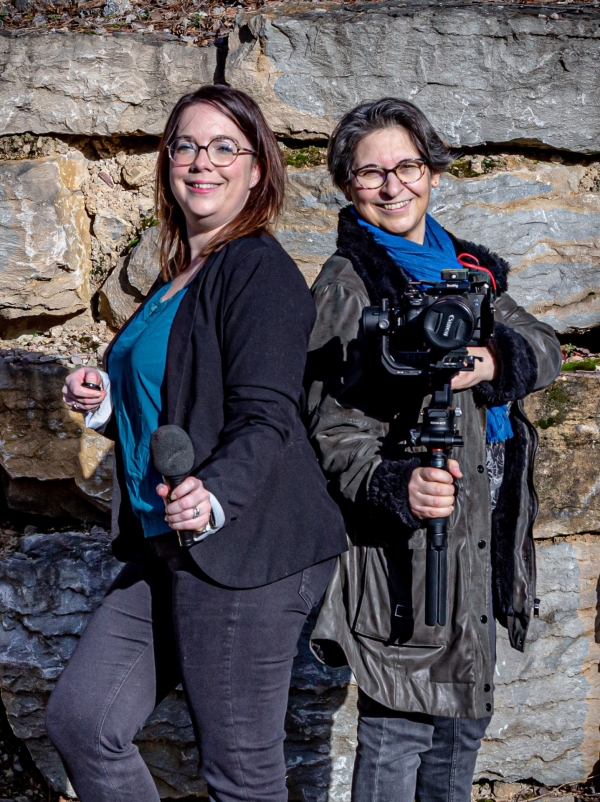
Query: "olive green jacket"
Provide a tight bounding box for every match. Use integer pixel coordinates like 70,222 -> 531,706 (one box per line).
306,208 -> 562,718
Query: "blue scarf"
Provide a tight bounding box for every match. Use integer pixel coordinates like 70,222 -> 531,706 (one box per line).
354,208 -> 513,444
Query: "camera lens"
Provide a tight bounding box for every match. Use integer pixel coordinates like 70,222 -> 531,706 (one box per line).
422,297 -> 476,350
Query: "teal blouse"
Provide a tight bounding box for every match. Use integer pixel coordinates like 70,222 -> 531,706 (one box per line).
109,283 -> 188,538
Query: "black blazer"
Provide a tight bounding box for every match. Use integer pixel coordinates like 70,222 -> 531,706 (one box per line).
105,233 -> 347,588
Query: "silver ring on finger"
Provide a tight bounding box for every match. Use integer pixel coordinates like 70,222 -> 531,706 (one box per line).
72,403 -> 79,410
192,506 -> 201,519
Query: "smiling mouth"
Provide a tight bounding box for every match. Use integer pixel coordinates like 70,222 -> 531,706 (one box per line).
380,199 -> 411,211
187,182 -> 221,189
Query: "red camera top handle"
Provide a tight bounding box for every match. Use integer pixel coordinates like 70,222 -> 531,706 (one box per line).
457,253 -> 497,292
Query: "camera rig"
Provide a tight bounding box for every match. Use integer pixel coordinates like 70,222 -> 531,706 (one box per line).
361,257 -> 496,627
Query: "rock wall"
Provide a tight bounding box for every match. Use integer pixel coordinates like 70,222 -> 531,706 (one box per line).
0,2 -> 599,799
0,152 -> 91,330
0,33 -> 216,136
227,4 -> 600,151
0,359 -> 112,522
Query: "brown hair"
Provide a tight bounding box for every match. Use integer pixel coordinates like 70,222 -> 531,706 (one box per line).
155,85 -> 285,281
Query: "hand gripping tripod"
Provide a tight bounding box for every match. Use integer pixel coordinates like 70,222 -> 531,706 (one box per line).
415,375 -> 464,627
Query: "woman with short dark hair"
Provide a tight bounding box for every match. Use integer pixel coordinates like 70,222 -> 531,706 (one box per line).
306,98 -> 561,802
46,85 -> 346,802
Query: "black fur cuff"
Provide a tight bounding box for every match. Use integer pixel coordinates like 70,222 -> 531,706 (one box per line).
368,457 -> 422,530
474,322 -> 538,406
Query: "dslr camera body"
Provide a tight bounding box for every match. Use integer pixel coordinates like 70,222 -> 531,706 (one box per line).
361,266 -> 495,377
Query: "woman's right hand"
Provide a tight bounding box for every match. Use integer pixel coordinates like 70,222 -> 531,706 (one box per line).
408,459 -> 463,520
62,368 -> 107,414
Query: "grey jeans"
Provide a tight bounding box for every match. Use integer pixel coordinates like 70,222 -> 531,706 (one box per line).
45,544 -> 335,802
352,690 -> 491,802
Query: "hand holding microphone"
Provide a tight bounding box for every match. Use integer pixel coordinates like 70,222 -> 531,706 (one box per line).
151,425 -> 213,547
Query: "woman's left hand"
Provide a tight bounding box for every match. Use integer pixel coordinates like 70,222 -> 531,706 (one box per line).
450,346 -> 497,391
157,477 -> 212,532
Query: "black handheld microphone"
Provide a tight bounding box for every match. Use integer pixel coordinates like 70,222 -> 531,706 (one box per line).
150,425 -> 197,548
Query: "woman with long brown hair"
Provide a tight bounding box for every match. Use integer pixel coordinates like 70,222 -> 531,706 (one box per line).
46,85 -> 346,802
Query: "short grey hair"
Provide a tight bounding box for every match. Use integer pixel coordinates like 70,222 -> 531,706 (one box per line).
328,98 -> 453,190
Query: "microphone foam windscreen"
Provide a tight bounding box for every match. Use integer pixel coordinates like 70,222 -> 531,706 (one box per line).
150,425 -> 195,477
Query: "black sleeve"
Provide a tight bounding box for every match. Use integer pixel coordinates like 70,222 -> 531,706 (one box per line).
195,246 -> 316,524
473,321 -> 539,407
368,456 -> 423,530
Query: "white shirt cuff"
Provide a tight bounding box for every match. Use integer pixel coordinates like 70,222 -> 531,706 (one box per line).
84,370 -> 113,430
190,492 -> 225,542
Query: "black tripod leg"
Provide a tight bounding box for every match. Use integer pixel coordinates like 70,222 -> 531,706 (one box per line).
425,518 -> 448,626
438,544 -> 447,625
425,535 -> 440,627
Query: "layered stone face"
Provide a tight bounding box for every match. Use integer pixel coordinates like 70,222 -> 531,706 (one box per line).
0,360 -> 112,521
97,225 -> 160,329
525,374 -> 600,538
0,33 -> 216,136
0,153 -> 91,329
0,532 -> 122,795
227,7 -> 600,151
477,536 -> 600,786
432,167 -> 600,333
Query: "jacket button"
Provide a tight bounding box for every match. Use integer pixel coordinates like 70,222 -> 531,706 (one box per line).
485,703 -> 492,712
480,615 -> 488,624
484,684 -> 491,692
478,540 -> 486,549
477,465 -> 485,473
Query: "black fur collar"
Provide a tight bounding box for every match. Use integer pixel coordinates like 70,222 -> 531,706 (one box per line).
335,205 -> 510,306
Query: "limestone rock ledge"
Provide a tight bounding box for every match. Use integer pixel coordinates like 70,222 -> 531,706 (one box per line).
0,152 -> 92,330
0,531 -> 122,796
227,4 -> 600,152
476,535 -> 600,787
0,32 -> 217,137
0,359 -> 112,522
525,373 -> 600,538
98,225 -> 161,330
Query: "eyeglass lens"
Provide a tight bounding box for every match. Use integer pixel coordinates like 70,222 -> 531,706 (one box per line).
355,161 -> 426,189
169,137 -> 240,167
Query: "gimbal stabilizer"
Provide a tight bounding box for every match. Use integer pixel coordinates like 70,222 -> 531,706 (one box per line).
361,263 -> 496,626
375,335 -> 476,627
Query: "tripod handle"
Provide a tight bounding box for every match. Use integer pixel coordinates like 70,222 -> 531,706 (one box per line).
429,450 -> 447,471
425,449 -> 449,627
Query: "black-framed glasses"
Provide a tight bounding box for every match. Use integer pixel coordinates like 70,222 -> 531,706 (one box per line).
351,158 -> 428,190
168,136 -> 256,167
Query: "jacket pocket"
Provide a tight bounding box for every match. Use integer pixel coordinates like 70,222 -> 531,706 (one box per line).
352,538 -> 445,648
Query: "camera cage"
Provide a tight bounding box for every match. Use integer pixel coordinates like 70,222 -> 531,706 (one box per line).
361,264 -> 496,379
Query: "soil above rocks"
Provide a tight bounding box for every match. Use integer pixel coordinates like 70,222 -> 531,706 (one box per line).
0,322 -> 112,370
0,0 -> 598,49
